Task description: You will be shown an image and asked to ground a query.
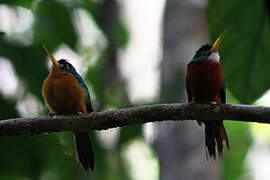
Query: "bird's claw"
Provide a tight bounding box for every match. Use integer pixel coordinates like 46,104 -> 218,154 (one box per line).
49,113 -> 56,117
210,101 -> 218,105
189,101 -> 197,104
77,111 -> 84,115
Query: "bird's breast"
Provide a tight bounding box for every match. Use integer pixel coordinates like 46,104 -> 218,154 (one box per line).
42,72 -> 87,114
187,60 -> 224,103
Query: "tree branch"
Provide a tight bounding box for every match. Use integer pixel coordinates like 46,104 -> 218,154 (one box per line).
1,103 -> 270,136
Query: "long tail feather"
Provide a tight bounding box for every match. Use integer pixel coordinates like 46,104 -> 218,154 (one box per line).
204,121 -> 229,158
74,132 -> 95,171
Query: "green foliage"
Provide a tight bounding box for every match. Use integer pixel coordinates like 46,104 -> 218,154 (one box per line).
87,55 -> 105,100
0,94 -> 18,119
0,0 -> 34,8
118,126 -> 142,148
0,40 -> 47,100
222,121 -> 251,180
115,20 -> 129,48
208,0 -> 270,104
33,0 -> 77,49
0,135 -> 79,180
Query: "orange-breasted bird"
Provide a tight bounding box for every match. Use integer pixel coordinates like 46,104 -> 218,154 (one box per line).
186,30 -> 229,158
42,45 -> 95,171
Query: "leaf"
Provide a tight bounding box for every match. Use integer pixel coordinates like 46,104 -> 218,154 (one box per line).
0,0 -> 34,8
208,0 -> 269,103
0,94 -> 18,120
114,19 -> 129,48
117,126 -> 142,148
222,122 -> 251,180
33,0 -> 77,49
0,134 -> 79,180
222,88 -> 251,179
0,39 -> 48,100
86,55 -> 105,99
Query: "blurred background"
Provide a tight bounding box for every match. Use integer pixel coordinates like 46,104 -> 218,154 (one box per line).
0,0 -> 270,179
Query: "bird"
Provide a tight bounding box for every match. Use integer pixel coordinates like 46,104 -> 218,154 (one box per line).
185,30 -> 229,158
42,45 -> 95,171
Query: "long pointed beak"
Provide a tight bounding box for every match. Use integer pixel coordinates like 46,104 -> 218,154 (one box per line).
43,45 -> 60,66
210,29 -> 227,52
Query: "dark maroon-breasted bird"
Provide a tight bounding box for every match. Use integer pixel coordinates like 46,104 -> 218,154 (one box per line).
186,30 -> 229,158
42,45 -> 94,171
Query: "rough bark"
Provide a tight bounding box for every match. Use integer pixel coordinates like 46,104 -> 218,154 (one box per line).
0,103 -> 270,136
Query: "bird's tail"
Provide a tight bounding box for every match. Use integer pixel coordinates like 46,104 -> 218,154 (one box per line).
74,132 -> 95,171
204,121 -> 229,158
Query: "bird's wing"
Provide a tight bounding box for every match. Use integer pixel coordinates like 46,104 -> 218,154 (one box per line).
81,83 -> 94,112
220,80 -> 226,104
73,72 -> 94,112
186,64 -> 193,102
186,80 -> 192,102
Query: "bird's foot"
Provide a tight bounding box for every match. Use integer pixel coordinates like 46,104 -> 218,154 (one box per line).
49,113 -> 56,117
196,120 -> 203,126
209,101 -> 220,108
77,111 -> 84,115
210,101 -> 218,105
189,101 -> 197,104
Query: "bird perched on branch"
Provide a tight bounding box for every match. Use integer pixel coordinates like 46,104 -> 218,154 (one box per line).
186,30 -> 229,158
42,45 -> 94,171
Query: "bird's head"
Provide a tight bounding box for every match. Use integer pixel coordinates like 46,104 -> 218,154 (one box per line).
191,30 -> 226,63
43,45 -> 77,75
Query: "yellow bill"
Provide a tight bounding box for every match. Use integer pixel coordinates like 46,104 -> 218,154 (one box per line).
43,45 -> 60,66
210,29 -> 227,52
